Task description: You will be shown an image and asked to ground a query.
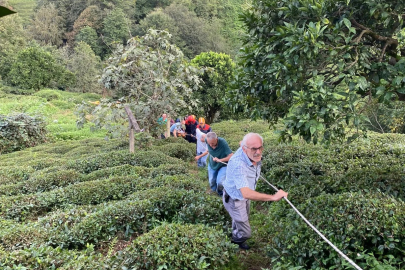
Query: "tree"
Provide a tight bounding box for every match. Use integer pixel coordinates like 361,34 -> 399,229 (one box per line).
102,8 -> 131,46
133,0 -> 172,22
136,3 -> 230,58
75,26 -> 103,57
5,45 -> 75,91
27,3 -> 64,46
0,14 -> 26,80
232,0 -> 405,144
191,52 -> 235,123
67,42 -> 102,93
36,0 -> 88,31
76,30 -> 202,137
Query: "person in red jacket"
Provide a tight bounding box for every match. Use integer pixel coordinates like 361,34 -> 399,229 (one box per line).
197,117 -> 212,134
185,115 -> 197,143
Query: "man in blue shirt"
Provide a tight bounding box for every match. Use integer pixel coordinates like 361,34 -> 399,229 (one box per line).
222,133 -> 288,250
195,132 -> 233,196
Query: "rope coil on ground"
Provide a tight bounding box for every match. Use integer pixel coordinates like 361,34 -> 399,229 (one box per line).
215,159 -> 363,270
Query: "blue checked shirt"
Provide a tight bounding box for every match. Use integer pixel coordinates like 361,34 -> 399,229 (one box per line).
223,147 -> 262,201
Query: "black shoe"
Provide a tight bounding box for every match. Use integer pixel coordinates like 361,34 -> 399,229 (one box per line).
231,240 -> 250,250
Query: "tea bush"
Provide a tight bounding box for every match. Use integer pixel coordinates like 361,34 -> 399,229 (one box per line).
67,150 -> 185,174
149,163 -> 190,177
69,188 -> 227,247
0,113 -> 48,154
151,142 -> 196,161
260,192 -> 405,269
0,245 -> 103,269
83,164 -> 150,181
109,223 -> 233,270
0,176 -> 142,220
0,166 -> 34,185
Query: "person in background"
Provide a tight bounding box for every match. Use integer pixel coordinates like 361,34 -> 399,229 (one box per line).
195,128 -> 207,167
197,117 -> 211,134
170,118 -> 185,137
157,113 -> 167,125
157,113 -> 168,139
222,133 -> 288,250
195,132 -> 233,196
184,115 -> 197,143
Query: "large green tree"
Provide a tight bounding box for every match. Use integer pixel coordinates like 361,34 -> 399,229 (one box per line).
66,42 -> 102,93
0,14 -> 26,80
5,45 -> 75,91
102,8 -> 130,46
27,3 -> 64,46
135,3 -> 229,58
232,0 -> 405,143
191,52 -> 235,123
76,30 -> 202,137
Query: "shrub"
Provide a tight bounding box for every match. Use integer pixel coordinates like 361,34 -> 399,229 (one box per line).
0,176 -> 143,220
83,165 -> 150,181
67,150 -> 185,174
33,89 -> 61,101
0,166 -> 34,186
112,223 -> 233,270
0,113 -> 48,154
261,192 -> 405,269
0,245 -> 103,269
151,142 -> 196,161
149,163 -> 190,178
151,136 -> 190,146
0,223 -> 48,251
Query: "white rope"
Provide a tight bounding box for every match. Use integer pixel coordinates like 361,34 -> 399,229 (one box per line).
214,159 -> 363,270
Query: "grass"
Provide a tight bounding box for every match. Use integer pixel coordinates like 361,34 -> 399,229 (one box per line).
0,89 -> 105,141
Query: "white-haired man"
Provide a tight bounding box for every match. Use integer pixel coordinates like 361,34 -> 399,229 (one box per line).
222,133 -> 288,250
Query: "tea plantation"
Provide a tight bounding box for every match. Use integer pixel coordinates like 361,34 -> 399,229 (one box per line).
1,117 -> 405,269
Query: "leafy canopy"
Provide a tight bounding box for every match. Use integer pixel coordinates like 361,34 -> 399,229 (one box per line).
232,0 -> 405,144
76,29 -> 202,137
191,51 -> 235,123
5,45 -> 75,91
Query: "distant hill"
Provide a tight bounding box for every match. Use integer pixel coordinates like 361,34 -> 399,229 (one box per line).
7,0 -> 36,25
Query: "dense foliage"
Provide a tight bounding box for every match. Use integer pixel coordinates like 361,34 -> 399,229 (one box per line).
0,113 -> 47,154
77,30 -> 202,137
232,0 -> 405,143
5,45 -> 74,91
191,52 -> 235,123
0,118 -> 404,269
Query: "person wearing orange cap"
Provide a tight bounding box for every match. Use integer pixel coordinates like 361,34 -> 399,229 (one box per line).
197,117 -> 211,134
184,115 -> 197,143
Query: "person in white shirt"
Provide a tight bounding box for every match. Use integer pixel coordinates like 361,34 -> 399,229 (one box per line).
195,128 -> 208,167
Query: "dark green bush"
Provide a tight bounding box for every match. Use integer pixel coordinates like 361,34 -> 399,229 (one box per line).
151,142 -> 196,161
261,192 -> 405,269
111,223 -> 233,270
151,136 -> 190,146
0,245 -> 103,269
0,176 -> 144,220
83,165 -> 150,181
67,150 -> 185,174
149,163 -> 190,177
0,222 -> 48,251
0,166 -> 34,185
23,169 -> 84,194
0,113 -> 48,154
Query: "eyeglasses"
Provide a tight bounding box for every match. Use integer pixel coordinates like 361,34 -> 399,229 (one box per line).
244,145 -> 264,153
